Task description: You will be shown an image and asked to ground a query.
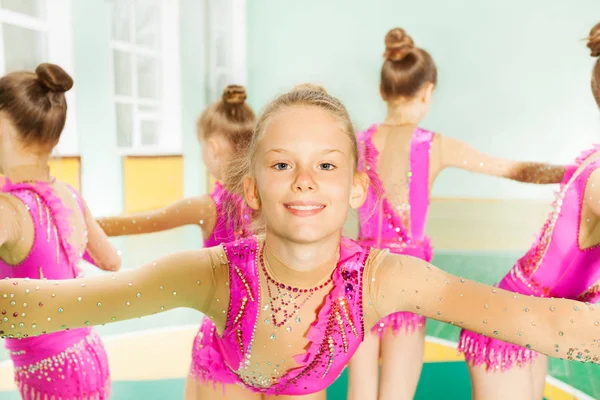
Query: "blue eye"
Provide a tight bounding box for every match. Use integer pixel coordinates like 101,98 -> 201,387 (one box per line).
319,163 -> 336,171
273,163 -> 290,171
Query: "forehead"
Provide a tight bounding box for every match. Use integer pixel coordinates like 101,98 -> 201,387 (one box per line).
259,106 -> 352,154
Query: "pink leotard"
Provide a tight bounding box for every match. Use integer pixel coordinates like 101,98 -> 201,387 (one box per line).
0,179 -> 110,400
459,147 -> 600,370
357,124 -> 434,337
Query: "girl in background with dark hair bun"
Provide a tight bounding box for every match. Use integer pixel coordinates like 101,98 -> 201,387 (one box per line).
0,63 -> 121,400
348,28 -> 567,400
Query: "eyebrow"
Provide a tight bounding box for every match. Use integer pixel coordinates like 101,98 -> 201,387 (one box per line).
265,148 -> 346,155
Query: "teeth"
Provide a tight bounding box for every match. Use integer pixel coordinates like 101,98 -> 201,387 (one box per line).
287,205 -> 324,210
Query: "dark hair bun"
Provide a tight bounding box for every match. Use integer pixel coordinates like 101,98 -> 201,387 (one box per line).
222,85 -> 247,105
35,63 -> 73,93
384,28 -> 415,62
588,23 -> 600,57
291,83 -> 328,94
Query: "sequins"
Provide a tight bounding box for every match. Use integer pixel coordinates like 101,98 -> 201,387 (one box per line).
77,297 -> 82,302
57,308 -> 64,313
136,292 -> 142,298
172,291 -> 177,296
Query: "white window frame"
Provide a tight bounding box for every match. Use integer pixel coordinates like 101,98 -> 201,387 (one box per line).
0,0 -> 78,156
206,0 -> 246,103
109,0 -> 181,156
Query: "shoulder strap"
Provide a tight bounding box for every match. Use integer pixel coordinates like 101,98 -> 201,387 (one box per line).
409,128 -> 434,239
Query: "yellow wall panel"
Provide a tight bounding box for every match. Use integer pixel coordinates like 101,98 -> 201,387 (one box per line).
124,156 -> 184,214
49,157 -> 81,192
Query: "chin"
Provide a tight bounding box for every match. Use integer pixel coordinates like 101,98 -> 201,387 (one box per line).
279,224 -> 340,245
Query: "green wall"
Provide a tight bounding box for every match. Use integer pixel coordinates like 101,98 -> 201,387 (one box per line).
247,0 -> 600,199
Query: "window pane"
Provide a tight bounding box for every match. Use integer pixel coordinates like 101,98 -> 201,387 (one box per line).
140,120 -> 159,146
111,0 -> 131,42
138,104 -> 160,114
136,55 -> 159,99
215,33 -> 227,68
113,50 -> 132,96
1,0 -> 45,19
3,24 -> 46,72
116,103 -> 133,148
209,0 -> 228,28
135,0 -> 160,49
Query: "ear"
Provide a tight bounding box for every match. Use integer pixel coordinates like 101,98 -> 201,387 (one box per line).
207,137 -> 219,157
421,83 -> 434,105
349,172 -> 369,209
243,176 -> 261,210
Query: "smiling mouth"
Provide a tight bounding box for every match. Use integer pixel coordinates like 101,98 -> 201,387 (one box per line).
285,205 -> 325,210
283,202 -> 326,216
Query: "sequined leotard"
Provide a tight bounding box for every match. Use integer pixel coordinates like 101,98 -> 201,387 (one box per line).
459,147 -> 600,370
0,179 -> 110,400
357,124 -> 433,337
192,236 -> 370,395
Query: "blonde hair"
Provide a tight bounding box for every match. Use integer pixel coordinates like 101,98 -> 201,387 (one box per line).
197,85 -> 255,154
224,83 -> 358,230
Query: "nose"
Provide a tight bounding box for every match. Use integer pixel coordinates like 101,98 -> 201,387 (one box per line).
292,168 -> 317,192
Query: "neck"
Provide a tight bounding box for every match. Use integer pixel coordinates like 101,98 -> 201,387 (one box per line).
2,157 -> 51,183
1,132 -> 51,182
384,103 -> 422,126
263,230 -> 341,287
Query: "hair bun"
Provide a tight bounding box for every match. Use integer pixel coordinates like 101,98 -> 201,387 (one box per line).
291,83 -> 328,94
222,85 -> 247,105
35,63 -> 73,93
588,23 -> 600,57
384,28 -> 415,62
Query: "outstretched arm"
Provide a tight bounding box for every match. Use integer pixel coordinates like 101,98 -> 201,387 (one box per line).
83,198 -> 121,271
0,247 -> 225,338
438,135 -> 565,184
367,253 -> 600,364
97,195 -> 216,237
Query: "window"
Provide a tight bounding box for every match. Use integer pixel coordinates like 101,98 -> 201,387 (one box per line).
110,0 -> 181,155
206,0 -> 246,102
0,0 -> 77,156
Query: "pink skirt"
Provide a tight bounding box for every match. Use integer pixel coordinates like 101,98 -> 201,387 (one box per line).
7,328 -> 111,400
371,312 -> 426,339
458,272 -> 539,371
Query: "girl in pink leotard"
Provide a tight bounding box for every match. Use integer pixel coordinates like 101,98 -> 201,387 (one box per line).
97,84 -> 254,399
349,28 -> 566,400
458,24 -> 600,400
0,84 -> 599,400
0,64 -> 120,399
